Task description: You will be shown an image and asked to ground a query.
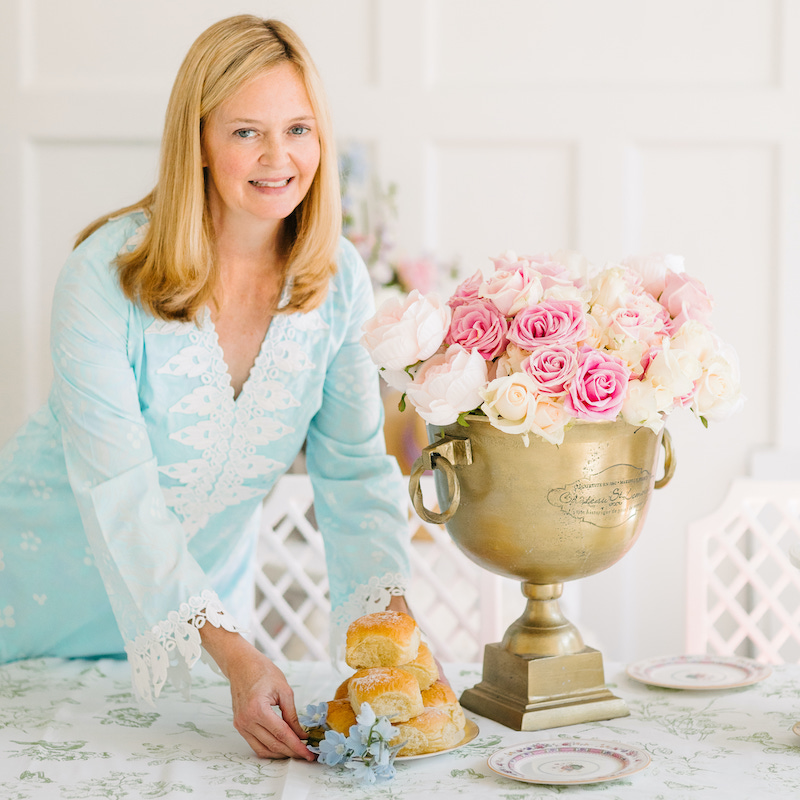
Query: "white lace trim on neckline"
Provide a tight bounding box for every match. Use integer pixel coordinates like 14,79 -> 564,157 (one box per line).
124,589 -> 241,706
329,572 -> 408,661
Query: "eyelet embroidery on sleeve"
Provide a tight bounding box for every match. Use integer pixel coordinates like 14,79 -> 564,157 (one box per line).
124,589 -> 241,706
328,572 -> 408,660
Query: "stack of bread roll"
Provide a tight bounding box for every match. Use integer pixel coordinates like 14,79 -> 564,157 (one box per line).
323,610 -> 467,757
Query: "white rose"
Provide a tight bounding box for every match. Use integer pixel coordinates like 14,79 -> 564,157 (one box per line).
589,267 -> 639,313
493,343 -> 529,379
621,379 -> 670,433
543,283 -> 589,304
404,345 -> 487,426
692,351 -> 744,422
669,320 -> 719,365
361,290 -> 451,371
645,342 -> 702,404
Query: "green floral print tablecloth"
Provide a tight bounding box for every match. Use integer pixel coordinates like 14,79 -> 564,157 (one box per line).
1,657 -> 799,799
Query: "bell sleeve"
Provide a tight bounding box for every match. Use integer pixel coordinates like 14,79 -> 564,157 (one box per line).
48,220 -> 240,705
304,239 -> 412,655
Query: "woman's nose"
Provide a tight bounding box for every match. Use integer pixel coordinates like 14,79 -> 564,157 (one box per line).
259,134 -> 289,166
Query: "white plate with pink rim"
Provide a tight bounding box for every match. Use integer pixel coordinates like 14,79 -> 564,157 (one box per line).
626,654 -> 772,690
487,739 -> 650,785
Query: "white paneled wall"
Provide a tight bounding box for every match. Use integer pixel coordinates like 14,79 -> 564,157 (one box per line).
1,0 -> 798,664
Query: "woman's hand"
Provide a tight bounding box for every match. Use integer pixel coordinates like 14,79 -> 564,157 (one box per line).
200,624 -> 314,760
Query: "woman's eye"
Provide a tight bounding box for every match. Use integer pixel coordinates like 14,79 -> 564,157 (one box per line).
234,129 -> 256,139
290,126 -> 309,136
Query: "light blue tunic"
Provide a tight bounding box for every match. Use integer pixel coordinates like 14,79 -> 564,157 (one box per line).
0,211 -> 410,702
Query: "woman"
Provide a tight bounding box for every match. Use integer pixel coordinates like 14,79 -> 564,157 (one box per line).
0,16 -> 412,760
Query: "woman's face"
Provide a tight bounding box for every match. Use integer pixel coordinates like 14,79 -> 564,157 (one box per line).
201,62 -> 321,238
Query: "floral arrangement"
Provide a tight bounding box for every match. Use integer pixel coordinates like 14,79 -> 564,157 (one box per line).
360,251 -> 742,445
300,701 -> 402,784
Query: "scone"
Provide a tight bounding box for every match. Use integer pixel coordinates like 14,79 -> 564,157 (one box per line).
397,641 -> 439,690
325,698 -> 358,735
421,679 -> 466,730
390,708 -> 462,756
348,666 -> 424,722
345,611 -> 421,668
333,668 -> 371,700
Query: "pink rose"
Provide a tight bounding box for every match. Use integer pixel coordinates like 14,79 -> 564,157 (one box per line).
659,271 -> 714,331
608,294 -> 670,345
564,347 -> 631,421
361,290 -> 451,370
479,263 -> 544,315
520,344 -> 578,396
445,298 -> 509,360
507,300 -> 588,349
448,269 -> 483,307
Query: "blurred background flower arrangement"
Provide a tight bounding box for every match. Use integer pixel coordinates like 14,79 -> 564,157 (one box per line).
339,143 -> 458,472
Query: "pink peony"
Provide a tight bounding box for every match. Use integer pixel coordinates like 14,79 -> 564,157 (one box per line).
445,298 -> 509,360
621,253 -> 685,299
404,345 -> 488,425
507,299 -> 588,349
360,290 -> 451,370
520,344 -> 578,396
564,347 -> 632,421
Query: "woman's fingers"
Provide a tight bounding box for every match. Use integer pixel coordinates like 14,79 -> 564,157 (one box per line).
275,687 -> 308,739
235,704 -> 314,760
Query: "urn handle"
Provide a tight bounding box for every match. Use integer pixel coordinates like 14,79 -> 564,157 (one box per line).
654,428 -> 676,490
408,435 -> 473,524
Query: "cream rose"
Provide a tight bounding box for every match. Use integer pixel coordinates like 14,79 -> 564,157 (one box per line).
480,373 -> 538,440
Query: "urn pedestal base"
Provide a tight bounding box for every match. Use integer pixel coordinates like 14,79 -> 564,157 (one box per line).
460,643 -> 629,731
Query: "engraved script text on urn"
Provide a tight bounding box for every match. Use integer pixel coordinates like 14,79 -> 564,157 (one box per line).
546,464 -> 652,527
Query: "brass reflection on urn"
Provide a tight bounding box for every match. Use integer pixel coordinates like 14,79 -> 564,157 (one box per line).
409,416 -> 674,731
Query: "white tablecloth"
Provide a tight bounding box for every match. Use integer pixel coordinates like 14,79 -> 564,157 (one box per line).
1,656 -> 799,798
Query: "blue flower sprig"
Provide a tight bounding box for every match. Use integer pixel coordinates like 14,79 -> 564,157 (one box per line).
300,701 -> 403,784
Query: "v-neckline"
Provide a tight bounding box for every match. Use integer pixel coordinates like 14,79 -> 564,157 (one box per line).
202,307 -> 274,405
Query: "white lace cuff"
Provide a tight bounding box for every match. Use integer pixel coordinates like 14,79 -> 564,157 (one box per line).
124,589 -> 241,706
329,572 -> 408,661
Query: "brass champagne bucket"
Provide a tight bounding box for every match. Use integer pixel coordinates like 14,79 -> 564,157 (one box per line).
409,416 -> 674,731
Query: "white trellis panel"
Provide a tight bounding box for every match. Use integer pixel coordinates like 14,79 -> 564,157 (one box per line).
685,479 -> 800,664
251,474 -> 504,662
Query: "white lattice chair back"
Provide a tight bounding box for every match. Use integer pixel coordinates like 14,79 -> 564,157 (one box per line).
685,479 -> 800,664
251,474 -> 504,662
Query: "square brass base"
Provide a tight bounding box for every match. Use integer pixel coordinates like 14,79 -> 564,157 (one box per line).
459,643 -> 629,731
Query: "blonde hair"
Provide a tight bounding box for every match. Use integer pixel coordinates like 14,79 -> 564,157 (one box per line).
76,15 -> 341,320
